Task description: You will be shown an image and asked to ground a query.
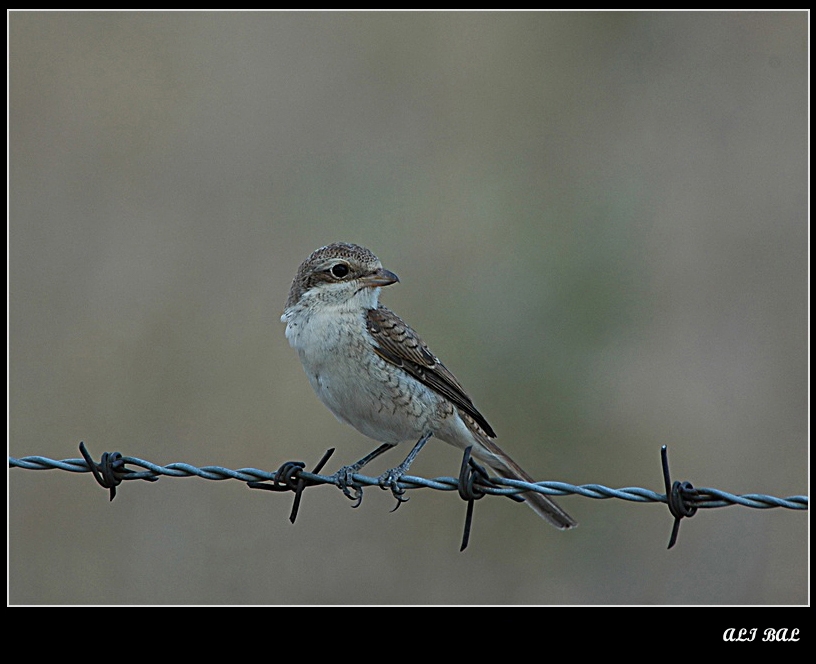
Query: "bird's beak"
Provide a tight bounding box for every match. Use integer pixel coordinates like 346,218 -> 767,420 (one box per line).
362,268 -> 399,288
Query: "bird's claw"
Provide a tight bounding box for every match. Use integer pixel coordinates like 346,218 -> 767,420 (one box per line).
378,467 -> 410,511
332,465 -> 365,508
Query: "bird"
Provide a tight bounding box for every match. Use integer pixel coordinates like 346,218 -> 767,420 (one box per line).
281,242 -> 576,529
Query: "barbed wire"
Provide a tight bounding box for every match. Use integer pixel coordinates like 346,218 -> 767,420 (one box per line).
9,443 -> 807,551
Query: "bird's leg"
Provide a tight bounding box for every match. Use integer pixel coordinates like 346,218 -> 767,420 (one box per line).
378,433 -> 433,510
331,442 -> 394,507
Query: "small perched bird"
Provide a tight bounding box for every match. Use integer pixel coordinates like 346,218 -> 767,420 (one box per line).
281,242 -> 576,529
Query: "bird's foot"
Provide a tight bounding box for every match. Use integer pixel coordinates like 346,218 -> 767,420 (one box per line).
331,465 -> 365,508
378,465 -> 411,511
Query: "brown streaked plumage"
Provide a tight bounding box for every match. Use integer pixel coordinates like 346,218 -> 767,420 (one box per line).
366,307 -> 496,438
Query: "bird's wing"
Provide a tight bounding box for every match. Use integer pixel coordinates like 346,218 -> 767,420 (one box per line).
367,307 -> 576,529
365,306 -> 496,438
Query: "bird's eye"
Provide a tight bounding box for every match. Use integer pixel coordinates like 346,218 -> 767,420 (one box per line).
330,263 -> 350,279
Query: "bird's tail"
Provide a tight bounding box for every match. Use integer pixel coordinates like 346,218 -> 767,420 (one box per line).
472,434 -> 577,530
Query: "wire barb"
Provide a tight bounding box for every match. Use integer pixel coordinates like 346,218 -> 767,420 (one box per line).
661,445 -> 699,549
247,448 -> 336,524
78,441 -> 159,501
457,446 -> 487,551
456,446 -> 526,551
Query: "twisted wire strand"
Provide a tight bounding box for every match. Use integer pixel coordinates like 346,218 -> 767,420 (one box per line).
9,453 -> 808,511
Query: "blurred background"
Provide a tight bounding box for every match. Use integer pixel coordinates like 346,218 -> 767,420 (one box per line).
9,12 -> 807,605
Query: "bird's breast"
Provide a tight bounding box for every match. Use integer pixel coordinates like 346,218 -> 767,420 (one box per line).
285,308 -> 446,444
